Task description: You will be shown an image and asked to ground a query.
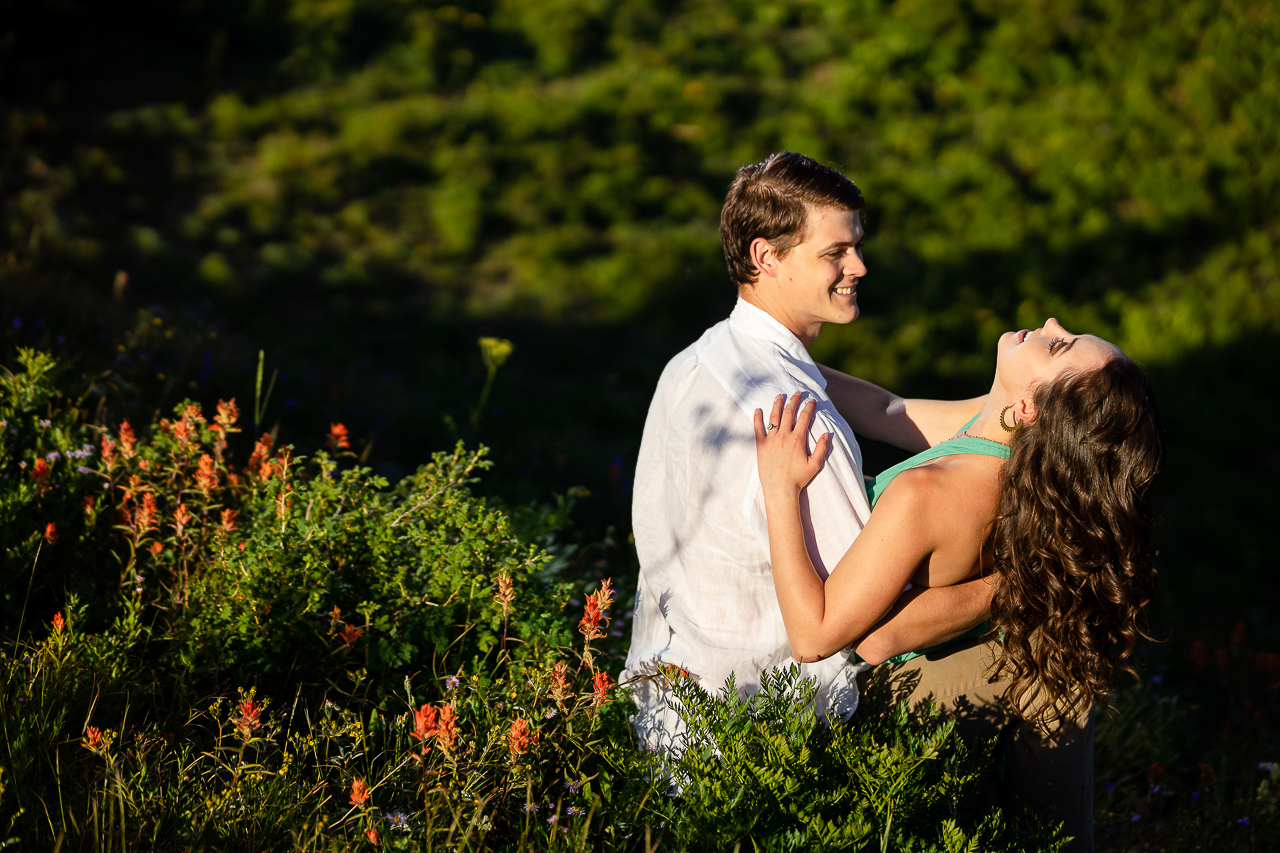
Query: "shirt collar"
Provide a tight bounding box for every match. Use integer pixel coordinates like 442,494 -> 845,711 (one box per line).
728,298 -> 826,388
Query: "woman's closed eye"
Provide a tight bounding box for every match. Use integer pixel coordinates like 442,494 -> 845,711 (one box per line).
1047,337 -> 1066,353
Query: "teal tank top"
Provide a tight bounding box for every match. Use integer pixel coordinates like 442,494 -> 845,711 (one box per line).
861,415 -> 1008,665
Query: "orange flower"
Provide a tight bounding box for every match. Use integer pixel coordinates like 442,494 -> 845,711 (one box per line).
43,522 -> 58,545
494,573 -> 515,615
592,671 -> 612,707
410,704 -> 439,744
247,434 -> 273,475
508,717 -> 537,756
170,419 -> 196,448
221,508 -> 238,532
83,727 -> 102,750
52,612 -> 65,632
101,435 -> 117,468
135,492 -> 158,534
83,495 -> 96,515
549,661 -> 571,703
327,423 -> 350,451
349,778 -> 370,806
330,605 -> 342,628
196,454 -> 219,495
364,827 -> 380,844
578,578 -> 615,643
30,458 -> 50,488
173,503 -> 191,537
340,624 -> 363,648
234,697 -> 263,738
119,422 -> 137,458
182,404 -> 205,427
214,399 -> 239,438
436,705 -> 458,753
149,541 -> 163,556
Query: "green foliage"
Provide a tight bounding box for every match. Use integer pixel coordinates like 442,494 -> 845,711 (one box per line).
648,666 -> 1060,852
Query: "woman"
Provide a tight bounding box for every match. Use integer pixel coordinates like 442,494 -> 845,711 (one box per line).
753,318 -> 1163,728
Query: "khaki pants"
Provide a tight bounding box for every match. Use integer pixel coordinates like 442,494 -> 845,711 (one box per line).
859,639 -> 1094,853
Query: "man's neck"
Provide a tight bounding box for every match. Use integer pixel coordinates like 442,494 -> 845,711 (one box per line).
738,287 -> 818,349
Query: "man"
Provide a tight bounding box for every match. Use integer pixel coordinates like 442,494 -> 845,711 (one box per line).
621,152 -> 992,753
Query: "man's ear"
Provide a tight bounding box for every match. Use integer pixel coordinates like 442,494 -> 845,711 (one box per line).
749,237 -> 778,280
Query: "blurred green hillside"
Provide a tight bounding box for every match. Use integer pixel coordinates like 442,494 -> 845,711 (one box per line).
2,0 -> 1279,642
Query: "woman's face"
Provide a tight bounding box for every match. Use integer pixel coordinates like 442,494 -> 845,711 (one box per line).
996,318 -> 1120,394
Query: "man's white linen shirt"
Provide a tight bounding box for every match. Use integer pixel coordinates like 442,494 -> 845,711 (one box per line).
622,298 -> 874,752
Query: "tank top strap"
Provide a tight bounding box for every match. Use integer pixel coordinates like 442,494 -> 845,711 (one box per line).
865,431 -> 1009,507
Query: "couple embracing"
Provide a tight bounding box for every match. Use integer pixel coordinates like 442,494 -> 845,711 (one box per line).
621,152 -> 1163,850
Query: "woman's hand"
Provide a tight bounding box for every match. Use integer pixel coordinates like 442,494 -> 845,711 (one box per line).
753,392 -> 832,499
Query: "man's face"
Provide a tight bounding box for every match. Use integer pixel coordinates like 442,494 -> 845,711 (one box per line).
768,206 -> 866,343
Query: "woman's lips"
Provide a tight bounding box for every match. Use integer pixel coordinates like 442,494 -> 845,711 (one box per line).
1017,329 -> 1029,343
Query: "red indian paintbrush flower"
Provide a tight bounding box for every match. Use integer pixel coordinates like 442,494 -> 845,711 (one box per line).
508,717 -> 536,757
349,778 -> 370,805
364,827 -> 380,844
173,503 -> 191,537
118,422 -> 136,458
247,434 -> 273,476
592,671 -> 612,707
30,458 -> 50,489
83,495 -> 96,515
549,661 -> 571,703
135,492 -> 158,534
410,704 -> 439,744
221,508 -> 238,532
43,523 -> 57,545
52,612 -> 65,632
214,399 -> 239,438
83,727 -> 102,750
436,705 -> 458,753
340,624 -> 363,648
101,435 -> 117,468
327,423 -> 350,451
196,454 -> 219,495
234,697 -> 263,738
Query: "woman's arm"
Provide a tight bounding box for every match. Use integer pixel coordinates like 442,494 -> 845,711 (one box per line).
754,394 -> 946,662
853,576 -> 996,665
817,364 -> 987,450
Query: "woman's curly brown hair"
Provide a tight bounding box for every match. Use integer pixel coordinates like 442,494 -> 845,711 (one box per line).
988,355 -> 1163,728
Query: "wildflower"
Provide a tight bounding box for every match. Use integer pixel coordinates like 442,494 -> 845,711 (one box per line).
494,572 -> 515,615
579,578 -> 616,644
196,454 -> 218,495
247,434 -> 274,477
52,612 -> 65,632
340,624 -> 363,648
592,671 -> 612,707
173,503 -> 191,537
1260,762 -> 1277,772
508,717 -> 536,757
133,491 -> 158,534
566,806 -> 584,816
171,419 -> 196,447
327,423 -> 350,451
83,727 -> 102,750
221,508 -> 238,532
1238,817 -> 1251,827
546,815 -> 557,825
30,458 -> 50,488
214,399 -> 239,438
1131,813 -> 1140,823
436,705 -> 458,752
330,605 -> 342,628
544,708 -> 557,720
364,827 -> 380,844
410,704 -> 438,744
101,435 -> 117,468
1104,781 -> 1114,793
384,811 -> 410,831
119,422 -> 137,458
149,541 -> 163,556
523,802 -> 539,813
1192,792 -> 1201,802
76,466 -> 92,474
234,698 -> 263,738
46,451 -> 60,461
43,523 -> 58,545
549,661 -> 571,703
445,675 -> 459,691
564,778 -> 582,794
38,418 -> 51,429
349,778 -> 371,806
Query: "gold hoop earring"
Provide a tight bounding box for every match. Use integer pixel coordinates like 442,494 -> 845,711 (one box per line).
999,404 -> 1021,433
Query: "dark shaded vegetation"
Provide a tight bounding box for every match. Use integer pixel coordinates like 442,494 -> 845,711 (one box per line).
2,0 -> 1279,848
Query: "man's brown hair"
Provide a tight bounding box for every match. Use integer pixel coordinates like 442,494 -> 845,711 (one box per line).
720,152 -> 865,289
